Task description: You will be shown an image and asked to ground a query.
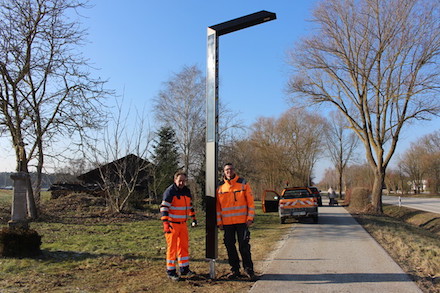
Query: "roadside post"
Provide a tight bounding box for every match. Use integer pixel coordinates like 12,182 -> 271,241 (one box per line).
205,10 -> 276,279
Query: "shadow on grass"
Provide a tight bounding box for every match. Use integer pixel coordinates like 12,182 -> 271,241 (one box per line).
34,250 -> 166,263
37,249 -> 115,262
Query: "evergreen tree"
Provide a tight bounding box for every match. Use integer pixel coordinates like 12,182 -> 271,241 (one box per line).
151,126 -> 180,200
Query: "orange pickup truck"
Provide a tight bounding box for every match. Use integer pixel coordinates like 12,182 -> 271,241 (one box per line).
262,187 -> 319,224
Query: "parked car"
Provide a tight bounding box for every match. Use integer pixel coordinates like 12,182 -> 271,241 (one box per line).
262,186 -> 319,224
308,186 -> 323,206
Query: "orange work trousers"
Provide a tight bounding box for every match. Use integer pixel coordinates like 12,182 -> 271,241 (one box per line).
165,222 -> 189,272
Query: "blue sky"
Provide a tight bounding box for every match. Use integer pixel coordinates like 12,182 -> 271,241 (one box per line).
1,0 -> 439,180
81,0 -> 318,123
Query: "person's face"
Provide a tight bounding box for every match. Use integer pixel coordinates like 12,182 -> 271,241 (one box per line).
224,165 -> 235,180
174,175 -> 187,189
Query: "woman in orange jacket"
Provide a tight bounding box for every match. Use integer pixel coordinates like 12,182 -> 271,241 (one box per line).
216,163 -> 256,280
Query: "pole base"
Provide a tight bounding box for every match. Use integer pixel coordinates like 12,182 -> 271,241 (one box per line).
209,259 -> 216,279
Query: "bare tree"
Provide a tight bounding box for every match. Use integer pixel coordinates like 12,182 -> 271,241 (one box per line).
247,108 -> 327,192
153,65 -> 205,175
385,168 -> 407,194
326,111 -> 359,198
398,131 -> 440,193
86,99 -> 153,212
0,0 -> 109,218
277,108 -> 327,186
420,131 -> 440,193
287,0 -> 440,213
319,168 -> 339,189
248,116 -> 286,192
398,144 -> 427,193
344,163 -> 374,191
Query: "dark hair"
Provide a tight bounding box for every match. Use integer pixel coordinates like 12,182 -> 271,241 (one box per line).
223,163 -> 234,169
174,170 -> 187,180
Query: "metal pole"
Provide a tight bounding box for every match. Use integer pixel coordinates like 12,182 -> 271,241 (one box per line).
205,27 -> 219,278
205,11 -> 276,279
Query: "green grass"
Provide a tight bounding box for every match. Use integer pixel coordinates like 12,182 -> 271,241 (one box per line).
0,190 -> 12,206
5,190 -> 438,292
0,197 -> 286,293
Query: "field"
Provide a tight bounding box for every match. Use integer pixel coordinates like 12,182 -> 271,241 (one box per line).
0,190 -> 288,293
0,190 -> 439,292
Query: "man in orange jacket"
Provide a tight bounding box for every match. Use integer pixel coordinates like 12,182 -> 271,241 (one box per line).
160,171 -> 197,281
216,163 -> 256,280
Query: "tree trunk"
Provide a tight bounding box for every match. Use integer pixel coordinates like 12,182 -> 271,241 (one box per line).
371,167 -> 385,214
338,167 -> 343,199
16,144 -> 38,219
26,176 -> 38,219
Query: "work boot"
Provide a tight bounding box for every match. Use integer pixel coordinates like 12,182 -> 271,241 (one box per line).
226,270 -> 241,280
245,270 -> 257,281
167,270 -> 180,282
180,267 -> 195,277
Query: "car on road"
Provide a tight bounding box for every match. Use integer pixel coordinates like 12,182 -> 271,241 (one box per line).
308,186 -> 323,206
262,186 -> 319,224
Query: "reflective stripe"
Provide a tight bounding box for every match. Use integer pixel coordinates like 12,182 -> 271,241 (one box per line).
179,261 -> 189,267
160,207 -> 168,212
222,205 -> 247,211
280,200 -> 315,207
167,259 -> 176,269
222,212 -> 247,218
169,213 -> 188,219
179,256 -> 190,261
170,206 -> 188,211
161,201 -> 171,207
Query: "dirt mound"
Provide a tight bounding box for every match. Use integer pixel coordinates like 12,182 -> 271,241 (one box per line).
39,193 -> 152,224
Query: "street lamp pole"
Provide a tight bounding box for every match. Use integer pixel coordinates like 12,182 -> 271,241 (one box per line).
205,10 -> 276,279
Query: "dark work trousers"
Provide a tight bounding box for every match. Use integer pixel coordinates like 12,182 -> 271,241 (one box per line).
223,223 -> 253,273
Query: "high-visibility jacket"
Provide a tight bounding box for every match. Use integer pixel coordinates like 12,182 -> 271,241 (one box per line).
216,175 -> 255,226
160,183 -> 196,272
160,183 -> 196,223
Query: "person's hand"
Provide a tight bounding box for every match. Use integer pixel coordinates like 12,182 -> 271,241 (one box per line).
218,224 -> 224,231
163,221 -> 171,233
246,220 -> 253,227
191,220 -> 198,227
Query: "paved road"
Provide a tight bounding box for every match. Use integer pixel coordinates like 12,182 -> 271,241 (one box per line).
250,205 -> 422,293
382,195 -> 440,214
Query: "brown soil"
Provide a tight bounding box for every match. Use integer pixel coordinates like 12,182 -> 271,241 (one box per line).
1,193 -> 155,225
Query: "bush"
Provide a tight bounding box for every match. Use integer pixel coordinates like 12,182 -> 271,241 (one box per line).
349,187 -> 371,212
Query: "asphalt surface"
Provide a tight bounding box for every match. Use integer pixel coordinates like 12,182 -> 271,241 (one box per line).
250,203 -> 422,293
382,195 -> 440,214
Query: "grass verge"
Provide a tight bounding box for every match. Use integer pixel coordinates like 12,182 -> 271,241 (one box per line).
349,204 -> 440,293
0,192 -> 288,293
